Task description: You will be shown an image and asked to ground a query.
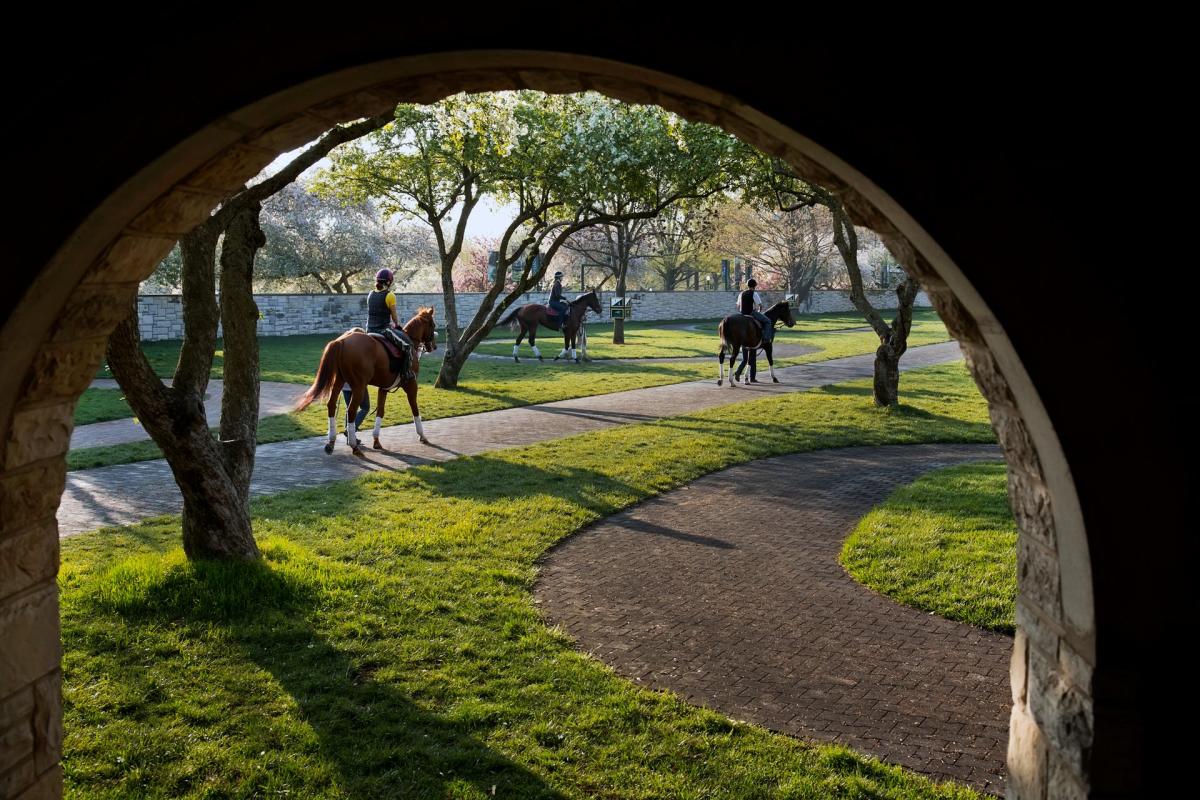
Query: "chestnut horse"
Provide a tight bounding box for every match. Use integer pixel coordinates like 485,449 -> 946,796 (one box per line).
295,308 -> 437,455
716,301 -> 796,386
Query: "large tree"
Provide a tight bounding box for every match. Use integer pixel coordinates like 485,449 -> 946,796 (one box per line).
721,202 -> 836,300
643,200 -> 720,291
319,91 -> 741,383
256,184 -> 436,293
105,114 -> 391,560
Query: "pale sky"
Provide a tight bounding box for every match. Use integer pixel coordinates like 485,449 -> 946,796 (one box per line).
261,148 -> 518,241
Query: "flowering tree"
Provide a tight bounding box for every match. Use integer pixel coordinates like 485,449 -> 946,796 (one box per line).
318,91 -> 742,384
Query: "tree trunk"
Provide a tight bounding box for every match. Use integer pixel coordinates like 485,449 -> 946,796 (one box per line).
435,343 -> 468,389
106,294 -> 260,560
613,226 -> 627,344
869,278 -> 919,407
873,344 -> 901,407
217,203 -> 265,504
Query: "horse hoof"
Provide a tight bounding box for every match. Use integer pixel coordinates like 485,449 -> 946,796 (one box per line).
419,437 -> 431,445
574,358 -> 580,364
351,446 -> 365,457
772,377 -> 780,383
373,439 -> 385,451
513,357 -> 520,363
717,379 -> 723,386
538,356 -> 544,362
324,442 -> 334,454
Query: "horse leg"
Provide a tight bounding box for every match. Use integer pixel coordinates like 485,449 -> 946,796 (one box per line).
579,326 -> 589,361
513,322 -> 525,362
406,385 -> 428,444
530,327 -> 542,361
571,328 -> 579,364
324,390 -> 339,454
765,344 -> 779,383
372,387 -> 388,450
717,345 -> 726,386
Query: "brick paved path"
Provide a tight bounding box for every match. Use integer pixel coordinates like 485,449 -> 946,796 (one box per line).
536,443 -> 1009,795
58,342 -> 962,536
74,380 -> 306,449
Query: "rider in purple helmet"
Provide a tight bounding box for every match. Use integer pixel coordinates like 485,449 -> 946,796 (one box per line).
343,268 -> 413,431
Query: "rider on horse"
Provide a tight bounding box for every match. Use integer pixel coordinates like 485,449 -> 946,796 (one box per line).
367,268 -> 415,384
737,278 -> 774,345
547,271 -> 569,328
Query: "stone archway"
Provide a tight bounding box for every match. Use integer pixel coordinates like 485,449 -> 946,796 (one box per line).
0,50 -> 1093,799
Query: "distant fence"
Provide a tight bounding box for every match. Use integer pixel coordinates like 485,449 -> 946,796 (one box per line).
137,289 -> 932,341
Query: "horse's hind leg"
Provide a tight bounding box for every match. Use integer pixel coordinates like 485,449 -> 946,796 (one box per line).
513,324 -> 525,362
529,328 -> 542,361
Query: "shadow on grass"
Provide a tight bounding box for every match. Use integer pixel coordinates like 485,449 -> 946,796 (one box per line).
407,457 -> 644,507
88,551 -> 565,799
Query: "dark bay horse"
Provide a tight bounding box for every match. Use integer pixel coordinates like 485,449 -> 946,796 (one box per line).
716,301 -> 796,386
295,308 -> 438,455
498,289 -> 603,363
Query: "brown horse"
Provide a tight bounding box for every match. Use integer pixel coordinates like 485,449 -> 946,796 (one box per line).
295,308 -> 438,455
497,289 -> 603,363
716,301 -> 796,386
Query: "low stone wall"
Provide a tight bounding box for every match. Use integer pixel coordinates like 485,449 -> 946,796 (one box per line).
136,289 -> 932,341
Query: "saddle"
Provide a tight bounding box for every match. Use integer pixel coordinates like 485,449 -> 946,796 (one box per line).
366,329 -> 413,386
544,304 -> 566,330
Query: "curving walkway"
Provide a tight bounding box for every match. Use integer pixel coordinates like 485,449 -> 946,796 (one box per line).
75,379 -> 306,449
58,342 -> 962,536
535,443 -> 1010,795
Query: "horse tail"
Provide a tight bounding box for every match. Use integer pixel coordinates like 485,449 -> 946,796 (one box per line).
499,305 -> 522,329
295,338 -> 343,412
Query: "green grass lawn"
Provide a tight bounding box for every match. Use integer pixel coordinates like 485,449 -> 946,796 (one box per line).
840,462 -> 1017,634
71,313 -> 952,471
74,388 -> 137,425
474,309 -> 940,360
61,363 -> 992,800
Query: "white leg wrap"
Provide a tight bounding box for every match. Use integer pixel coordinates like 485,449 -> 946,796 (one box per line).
532,345 -> 541,358
347,422 -> 357,447
513,344 -> 519,357
327,417 -> 336,443
414,415 -> 425,439
569,348 -> 577,360
373,416 -> 383,439
558,348 -> 568,358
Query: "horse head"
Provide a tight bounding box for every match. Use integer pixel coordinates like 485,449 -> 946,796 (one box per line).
768,300 -> 796,328
580,289 -> 603,316
405,307 -> 438,352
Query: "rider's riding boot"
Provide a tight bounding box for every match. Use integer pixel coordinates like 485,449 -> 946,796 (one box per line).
387,330 -> 415,384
